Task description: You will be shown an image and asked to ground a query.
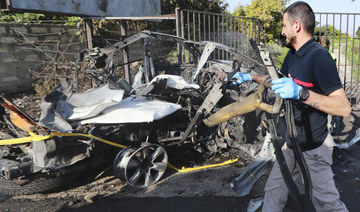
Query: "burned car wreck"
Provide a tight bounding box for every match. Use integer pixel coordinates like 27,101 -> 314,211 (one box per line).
0,31 -> 279,195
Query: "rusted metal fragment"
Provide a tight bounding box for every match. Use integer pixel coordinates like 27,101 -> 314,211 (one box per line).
0,95 -> 37,132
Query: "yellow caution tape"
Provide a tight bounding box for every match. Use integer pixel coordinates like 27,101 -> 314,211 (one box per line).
0,131 -> 238,172
0,131 -> 126,148
167,158 -> 239,172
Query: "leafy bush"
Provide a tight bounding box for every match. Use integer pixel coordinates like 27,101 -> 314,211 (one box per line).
266,42 -> 288,69
0,12 -> 79,25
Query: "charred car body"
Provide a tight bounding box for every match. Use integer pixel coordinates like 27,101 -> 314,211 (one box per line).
0,31 -> 277,195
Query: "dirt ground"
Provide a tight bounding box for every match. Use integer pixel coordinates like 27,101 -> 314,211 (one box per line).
1,103 -> 360,212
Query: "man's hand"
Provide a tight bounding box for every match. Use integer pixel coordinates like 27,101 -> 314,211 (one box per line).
272,78 -> 302,99
229,72 -> 252,86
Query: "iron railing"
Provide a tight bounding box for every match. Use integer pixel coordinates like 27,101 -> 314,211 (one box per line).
315,12 -> 360,106
175,8 -> 262,64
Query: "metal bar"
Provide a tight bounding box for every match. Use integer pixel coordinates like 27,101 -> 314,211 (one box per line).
236,18 -> 239,49
338,14 -> 342,76
198,13 -> 201,42
229,16 -> 232,49
213,14 -> 216,42
314,12 -> 360,16
193,12 -> 196,62
251,19 -> 254,40
237,18 -> 240,49
226,16 -> 229,60
248,19 -> 251,40
344,14 -> 349,89
181,10 -> 185,63
175,8 -> 182,64
84,19 -> 93,49
222,16 -> 224,60
203,13 -> 206,41
187,11 -> 190,63
325,14 -> 328,38
258,19 -> 261,44
193,12 -> 196,41
120,20 -> 130,84
233,16 -> 235,49
217,15 -> 220,59
319,14 -> 322,37
332,14 -> 335,54
245,19 -> 248,40
351,15 -> 356,96
208,14 -> 211,41
91,15 -> 176,20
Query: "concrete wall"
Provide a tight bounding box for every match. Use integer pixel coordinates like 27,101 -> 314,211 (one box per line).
0,23 -> 85,92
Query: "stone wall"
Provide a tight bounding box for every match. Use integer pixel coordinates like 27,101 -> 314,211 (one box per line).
0,23 -> 85,93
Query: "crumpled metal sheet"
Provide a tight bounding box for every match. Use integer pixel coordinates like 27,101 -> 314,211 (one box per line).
336,128 -> 360,149
39,78 -> 124,132
192,42 -> 216,82
39,78 -> 181,131
75,96 -> 181,125
57,84 -> 124,121
39,78 -> 75,132
149,75 -> 200,90
231,132 -> 275,197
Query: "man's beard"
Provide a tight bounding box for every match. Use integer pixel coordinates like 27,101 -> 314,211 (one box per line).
285,35 -> 296,48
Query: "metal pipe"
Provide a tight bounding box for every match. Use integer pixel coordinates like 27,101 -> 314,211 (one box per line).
203,84 -> 282,127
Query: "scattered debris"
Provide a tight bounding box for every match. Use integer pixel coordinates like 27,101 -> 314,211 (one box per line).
0,30 -> 275,195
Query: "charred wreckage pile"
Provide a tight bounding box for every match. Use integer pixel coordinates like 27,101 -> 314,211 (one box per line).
0,31 -> 280,196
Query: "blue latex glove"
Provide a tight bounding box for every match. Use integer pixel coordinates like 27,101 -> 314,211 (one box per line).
272,78 -> 302,100
229,72 -> 252,86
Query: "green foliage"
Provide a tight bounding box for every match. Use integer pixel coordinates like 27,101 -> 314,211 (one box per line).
314,25 -> 341,37
0,12 -> 44,23
232,5 -> 246,17
161,0 -> 228,14
356,26 -> 360,38
266,42 -> 288,69
0,11 -> 79,25
232,0 -> 289,42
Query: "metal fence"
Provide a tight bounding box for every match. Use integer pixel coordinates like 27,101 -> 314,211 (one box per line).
175,8 -> 262,64
315,12 -> 360,105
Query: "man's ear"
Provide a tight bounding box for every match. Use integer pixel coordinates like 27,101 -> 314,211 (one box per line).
294,21 -> 301,33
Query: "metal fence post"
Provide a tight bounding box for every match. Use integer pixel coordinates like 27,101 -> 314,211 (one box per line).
175,7 -> 183,64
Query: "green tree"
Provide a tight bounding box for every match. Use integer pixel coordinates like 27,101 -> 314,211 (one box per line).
233,5 -> 246,17
233,0 -> 289,42
161,0 -> 228,14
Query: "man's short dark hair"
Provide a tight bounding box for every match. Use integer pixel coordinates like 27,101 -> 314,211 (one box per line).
284,1 -> 315,35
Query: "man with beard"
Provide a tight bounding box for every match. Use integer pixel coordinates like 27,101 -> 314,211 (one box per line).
230,1 -> 350,211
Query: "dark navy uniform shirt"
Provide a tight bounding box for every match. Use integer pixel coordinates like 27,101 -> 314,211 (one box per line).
280,38 -> 343,151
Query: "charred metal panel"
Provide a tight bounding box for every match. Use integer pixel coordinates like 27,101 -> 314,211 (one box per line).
2,0 -> 161,17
